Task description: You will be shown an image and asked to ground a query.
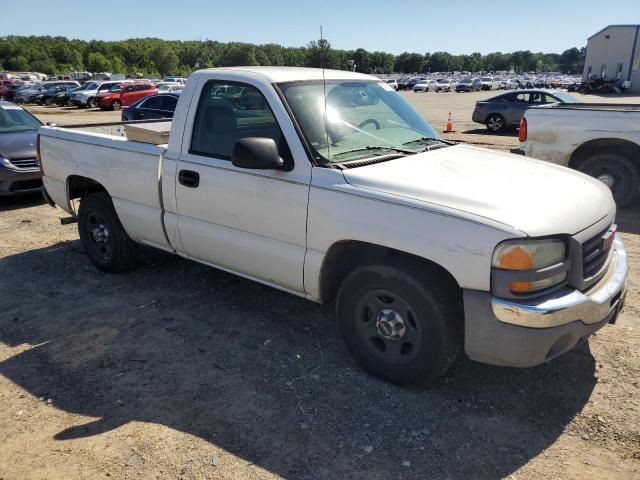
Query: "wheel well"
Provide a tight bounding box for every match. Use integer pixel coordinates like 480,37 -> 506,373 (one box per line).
569,138 -> 640,170
67,175 -> 108,201
319,240 -> 461,305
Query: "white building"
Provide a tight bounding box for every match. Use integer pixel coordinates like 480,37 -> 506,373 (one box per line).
583,25 -> 640,92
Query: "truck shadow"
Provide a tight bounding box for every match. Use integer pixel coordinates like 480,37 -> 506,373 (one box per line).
461,128 -> 518,137
0,193 -> 45,212
617,199 -> 640,234
0,241 -> 597,479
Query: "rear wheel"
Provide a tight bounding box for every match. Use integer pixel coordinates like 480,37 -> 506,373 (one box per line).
78,193 -> 137,272
336,260 -> 461,385
578,152 -> 639,207
485,114 -> 505,133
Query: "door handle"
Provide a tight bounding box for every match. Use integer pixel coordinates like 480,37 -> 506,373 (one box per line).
178,170 -> 200,188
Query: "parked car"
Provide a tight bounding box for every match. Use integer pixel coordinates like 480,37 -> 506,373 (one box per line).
413,79 -> 436,92
397,78 -> 411,90
406,77 -> 423,90
54,85 -> 86,107
121,92 -> 181,121
472,89 -> 579,133
39,67 -> 627,385
0,101 -> 43,195
69,81 -> 123,108
163,77 -> 187,85
35,84 -> 77,106
14,81 -> 80,103
504,79 -> 520,90
455,77 -> 482,92
515,103 -> 640,206
434,79 -> 452,92
480,77 -> 501,91
96,82 -> 158,111
385,79 -> 399,91
157,83 -> 184,94
0,83 -> 22,101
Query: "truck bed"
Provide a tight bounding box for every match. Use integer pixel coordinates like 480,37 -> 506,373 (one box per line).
39,120 -> 173,252
534,103 -> 640,112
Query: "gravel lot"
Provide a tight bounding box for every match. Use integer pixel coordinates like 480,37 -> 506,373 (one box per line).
0,91 -> 639,480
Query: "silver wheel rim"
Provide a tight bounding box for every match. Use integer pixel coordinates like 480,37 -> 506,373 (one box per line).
487,116 -> 503,131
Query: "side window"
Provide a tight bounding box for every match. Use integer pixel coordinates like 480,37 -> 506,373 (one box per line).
161,96 -> 178,111
543,94 -> 559,104
529,92 -> 544,104
514,93 -> 528,103
140,96 -> 164,109
190,81 -> 290,161
501,94 -> 515,102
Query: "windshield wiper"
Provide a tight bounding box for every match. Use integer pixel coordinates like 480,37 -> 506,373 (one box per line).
402,136 -> 449,146
332,145 -> 416,158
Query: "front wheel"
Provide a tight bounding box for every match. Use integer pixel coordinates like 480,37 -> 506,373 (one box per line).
336,261 -> 461,385
111,100 -> 122,111
578,153 -> 640,207
78,193 -> 137,272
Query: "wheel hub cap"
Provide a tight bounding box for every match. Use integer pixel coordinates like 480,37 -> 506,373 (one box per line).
376,309 -> 406,341
597,173 -> 615,188
92,224 -> 109,243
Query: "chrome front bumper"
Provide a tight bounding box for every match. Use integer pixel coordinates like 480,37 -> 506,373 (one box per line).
491,237 -> 627,329
463,237 -> 627,368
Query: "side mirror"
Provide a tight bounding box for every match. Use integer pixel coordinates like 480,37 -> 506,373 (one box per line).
231,138 -> 287,171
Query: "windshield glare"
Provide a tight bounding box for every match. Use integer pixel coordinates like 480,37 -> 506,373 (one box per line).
0,106 -> 42,133
279,80 -> 440,163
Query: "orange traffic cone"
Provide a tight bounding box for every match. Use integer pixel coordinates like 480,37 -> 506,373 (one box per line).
443,112 -> 455,132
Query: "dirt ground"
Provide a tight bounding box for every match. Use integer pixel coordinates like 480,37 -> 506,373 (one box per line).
0,91 -> 639,480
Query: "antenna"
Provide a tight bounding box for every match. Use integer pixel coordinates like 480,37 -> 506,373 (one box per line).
320,25 -> 331,157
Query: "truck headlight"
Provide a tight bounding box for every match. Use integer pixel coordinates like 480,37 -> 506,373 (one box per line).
491,239 -> 568,295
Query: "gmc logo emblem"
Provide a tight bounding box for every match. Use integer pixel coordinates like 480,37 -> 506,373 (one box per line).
602,225 -> 617,251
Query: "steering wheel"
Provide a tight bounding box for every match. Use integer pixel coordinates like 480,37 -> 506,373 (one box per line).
358,118 -> 380,130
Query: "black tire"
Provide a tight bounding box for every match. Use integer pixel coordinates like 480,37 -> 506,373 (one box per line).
78,193 -> 137,272
87,97 -> 96,108
578,152 -> 640,207
485,114 -> 505,133
336,260 -> 461,385
112,100 -> 121,111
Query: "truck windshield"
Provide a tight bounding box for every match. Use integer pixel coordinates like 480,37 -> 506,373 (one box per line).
278,80 -> 440,163
0,106 -> 42,133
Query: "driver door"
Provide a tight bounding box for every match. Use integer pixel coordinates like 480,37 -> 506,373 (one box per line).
174,78 -> 311,294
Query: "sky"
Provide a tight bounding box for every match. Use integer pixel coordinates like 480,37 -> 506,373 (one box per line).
2,0 -> 639,55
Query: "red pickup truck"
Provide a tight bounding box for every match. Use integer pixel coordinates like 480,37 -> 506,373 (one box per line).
96,82 -> 157,111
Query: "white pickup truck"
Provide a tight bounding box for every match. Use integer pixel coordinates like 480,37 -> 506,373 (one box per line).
517,103 -> 640,207
38,67 -> 628,384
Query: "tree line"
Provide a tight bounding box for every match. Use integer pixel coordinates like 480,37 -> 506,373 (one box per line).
0,36 -> 586,77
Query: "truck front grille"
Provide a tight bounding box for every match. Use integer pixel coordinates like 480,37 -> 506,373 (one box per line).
582,226 -> 613,282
